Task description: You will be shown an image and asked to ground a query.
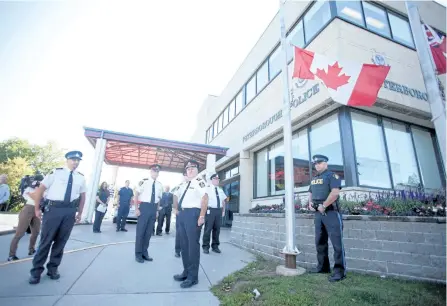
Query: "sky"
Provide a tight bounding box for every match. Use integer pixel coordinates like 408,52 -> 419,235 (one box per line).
0,0 -> 279,189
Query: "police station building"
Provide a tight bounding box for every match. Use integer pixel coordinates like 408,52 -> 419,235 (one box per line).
190,0 -> 446,222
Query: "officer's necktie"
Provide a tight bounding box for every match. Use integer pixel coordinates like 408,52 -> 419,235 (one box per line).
151,181 -> 155,204
178,181 -> 191,210
215,187 -> 220,208
64,171 -> 73,204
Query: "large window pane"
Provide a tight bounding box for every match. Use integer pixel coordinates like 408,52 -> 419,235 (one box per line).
351,112 -> 391,188
219,113 -> 224,130
255,148 -> 268,197
304,0 -> 332,42
223,107 -> 228,128
310,114 -> 345,184
246,76 -> 256,103
269,46 -> 281,79
256,60 -> 269,93
383,120 -> 420,188
228,100 -> 235,122
411,127 -> 443,190
388,13 -> 414,47
269,141 -> 285,195
292,129 -> 311,192
336,1 -> 365,27
287,20 -> 304,62
213,120 -> 218,137
216,117 -> 221,134
235,90 -> 244,115
363,2 -> 391,38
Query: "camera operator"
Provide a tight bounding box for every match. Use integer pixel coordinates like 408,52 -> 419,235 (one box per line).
8,174 -> 44,261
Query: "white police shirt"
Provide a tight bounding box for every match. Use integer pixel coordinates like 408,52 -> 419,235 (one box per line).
42,168 -> 87,202
137,178 -> 163,203
206,185 -> 227,208
174,176 -> 208,209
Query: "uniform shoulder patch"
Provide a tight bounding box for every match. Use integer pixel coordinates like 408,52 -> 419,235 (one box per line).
333,174 -> 339,179
138,180 -> 144,186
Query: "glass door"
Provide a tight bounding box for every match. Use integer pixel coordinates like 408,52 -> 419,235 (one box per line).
222,179 -> 240,228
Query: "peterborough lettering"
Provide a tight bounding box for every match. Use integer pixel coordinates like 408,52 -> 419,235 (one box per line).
383,80 -> 428,101
242,110 -> 283,143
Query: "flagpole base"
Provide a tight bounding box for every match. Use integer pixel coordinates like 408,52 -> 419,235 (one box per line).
276,264 -> 306,277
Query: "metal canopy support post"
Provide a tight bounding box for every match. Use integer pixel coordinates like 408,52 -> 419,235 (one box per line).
406,2 -> 446,176
82,137 -> 107,223
278,0 -> 300,269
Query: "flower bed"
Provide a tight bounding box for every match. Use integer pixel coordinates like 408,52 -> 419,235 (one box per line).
249,189 -> 446,217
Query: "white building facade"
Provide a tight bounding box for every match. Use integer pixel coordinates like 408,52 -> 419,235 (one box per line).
190,0 -> 446,219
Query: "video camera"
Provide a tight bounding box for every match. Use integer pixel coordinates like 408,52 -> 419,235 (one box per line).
20,174 -> 44,194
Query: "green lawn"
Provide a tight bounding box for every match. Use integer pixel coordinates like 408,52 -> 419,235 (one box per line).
211,257 -> 446,306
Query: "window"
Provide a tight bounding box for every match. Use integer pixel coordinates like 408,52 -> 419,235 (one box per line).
219,113 -> 224,130
269,141 -> 285,195
223,107 -> 228,128
310,114 -> 345,184
383,120 -> 420,189
351,112 -> 391,188
336,1 -> 365,27
304,0 -> 332,42
228,100 -> 235,122
362,2 -> 391,38
256,60 -> 269,93
411,127 -> 443,190
235,90 -> 244,115
292,129 -> 311,191
246,75 -> 256,103
210,125 -> 214,140
231,166 -> 239,176
287,20 -> 304,62
269,46 -> 282,79
215,119 -> 220,135
255,148 -> 268,197
388,13 -> 414,47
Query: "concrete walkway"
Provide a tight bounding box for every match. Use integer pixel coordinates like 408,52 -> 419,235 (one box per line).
0,221 -> 255,306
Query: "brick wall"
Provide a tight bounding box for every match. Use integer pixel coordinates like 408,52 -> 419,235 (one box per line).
230,213 -> 446,283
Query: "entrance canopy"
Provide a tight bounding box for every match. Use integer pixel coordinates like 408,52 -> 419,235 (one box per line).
84,127 -> 229,173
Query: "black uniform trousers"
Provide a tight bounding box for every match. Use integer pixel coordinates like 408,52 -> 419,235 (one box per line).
156,207 -> 171,234
30,207 -> 76,277
202,208 -> 221,250
175,219 -> 181,254
116,204 -> 130,230
314,210 -> 346,277
93,209 -> 106,232
135,202 -> 157,258
178,208 -> 203,282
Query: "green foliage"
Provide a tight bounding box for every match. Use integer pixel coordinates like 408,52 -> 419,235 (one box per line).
211,259 -> 446,306
0,138 -> 65,211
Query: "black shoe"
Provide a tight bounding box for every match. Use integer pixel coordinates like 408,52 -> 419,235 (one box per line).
47,271 -> 60,280
142,255 -> 153,261
173,274 -> 187,282
156,233 -> 162,236
28,250 -> 36,256
135,257 -> 144,263
175,252 -> 181,258
309,268 -> 331,274
116,228 -> 120,232
29,276 -> 40,284
93,230 -> 101,233
180,279 -> 198,288
329,274 -> 346,282
203,249 -> 209,254
121,229 -> 128,232
165,232 -> 170,234
212,248 -> 221,254
7,255 -> 19,261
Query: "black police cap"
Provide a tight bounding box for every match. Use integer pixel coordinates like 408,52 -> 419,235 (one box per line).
150,164 -> 161,171
312,154 -> 329,163
184,159 -> 199,170
210,173 -> 219,180
65,151 -> 83,160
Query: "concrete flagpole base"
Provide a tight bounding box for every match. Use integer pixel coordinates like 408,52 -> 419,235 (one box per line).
276,265 -> 306,276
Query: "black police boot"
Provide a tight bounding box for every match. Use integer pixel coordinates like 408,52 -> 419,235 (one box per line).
175,252 -> 181,258
29,275 -> 40,285
309,268 -> 331,274
116,228 -> 120,232
203,248 -> 209,254
173,273 -> 187,282
47,271 -> 60,280
180,279 -> 198,288
28,249 -> 36,256
142,255 -> 153,262
135,257 -> 144,263
212,248 -> 221,254
329,274 -> 346,282
7,255 -> 19,261
121,228 -> 128,232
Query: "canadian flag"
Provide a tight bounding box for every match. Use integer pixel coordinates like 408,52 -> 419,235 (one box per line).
293,47 -> 390,107
422,23 -> 446,75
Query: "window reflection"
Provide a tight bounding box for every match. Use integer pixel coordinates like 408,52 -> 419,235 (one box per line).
336,1 -> 365,27
388,13 -> 414,47
246,76 -> 256,103
269,141 -> 285,195
235,90 -> 244,115
304,0 -> 332,42
269,46 -> 281,79
383,120 -> 420,189
257,61 -> 269,93
287,20 -> 304,62
292,129 -> 311,191
255,148 -> 268,197
362,2 -> 391,37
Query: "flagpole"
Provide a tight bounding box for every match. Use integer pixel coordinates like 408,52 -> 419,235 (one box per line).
277,0 -> 301,273
406,1 -> 446,174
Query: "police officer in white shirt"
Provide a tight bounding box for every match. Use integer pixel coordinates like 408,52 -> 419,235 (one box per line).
202,173 -> 227,254
173,160 -> 208,289
28,151 -> 87,284
134,164 -> 163,263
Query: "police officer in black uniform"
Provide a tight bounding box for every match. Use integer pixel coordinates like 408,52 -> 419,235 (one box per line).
28,151 -> 86,284
308,154 -> 346,282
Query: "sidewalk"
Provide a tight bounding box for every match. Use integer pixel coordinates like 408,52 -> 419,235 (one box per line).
0,221 -> 255,306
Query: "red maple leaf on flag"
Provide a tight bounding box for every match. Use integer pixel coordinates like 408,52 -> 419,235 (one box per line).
315,62 -> 350,90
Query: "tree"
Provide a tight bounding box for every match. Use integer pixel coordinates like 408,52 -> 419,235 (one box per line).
0,138 -> 37,164
0,157 -> 33,211
30,141 -> 65,174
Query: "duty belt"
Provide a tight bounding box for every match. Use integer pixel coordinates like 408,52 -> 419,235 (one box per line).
46,199 -> 78,208
312,200 -> 338,212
